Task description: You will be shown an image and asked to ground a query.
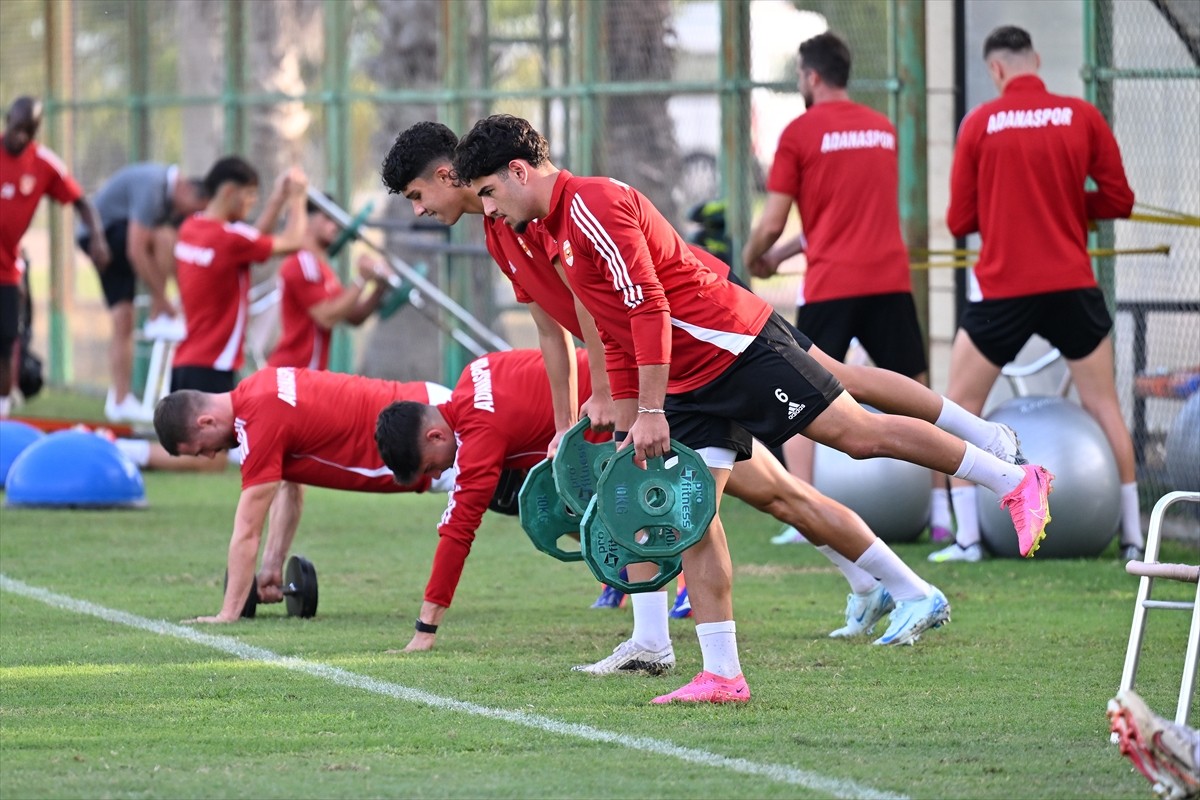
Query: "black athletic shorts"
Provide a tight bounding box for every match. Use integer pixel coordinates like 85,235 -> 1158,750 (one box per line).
664,313 -> 844,456
796,292 -> 928,378
170,366 -> 236,394
0,283 -> 20,350
960,287 -> 1112,367
78,221 -> 136,308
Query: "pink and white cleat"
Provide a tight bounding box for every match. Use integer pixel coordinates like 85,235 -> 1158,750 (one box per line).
651,671 -> 750,705
1000,464 -> 1054,558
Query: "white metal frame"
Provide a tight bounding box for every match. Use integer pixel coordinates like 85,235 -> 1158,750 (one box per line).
1117,490 -> 1200,725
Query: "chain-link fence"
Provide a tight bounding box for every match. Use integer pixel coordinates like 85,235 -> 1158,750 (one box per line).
1089,0 -> 1200,509
2,0 -> 1196,513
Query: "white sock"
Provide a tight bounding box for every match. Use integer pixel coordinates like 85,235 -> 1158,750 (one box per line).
816,545 -> 879,594
695,620 -> 741,678
950,486 -> 981,547
631,591 -> 671,651
935,398 -> 995,449
0,395 -> 10,418
931,486 -> 953,530
953,442 -> 1023,495
854,540 -> 930,602
1119,482 -> 1144,547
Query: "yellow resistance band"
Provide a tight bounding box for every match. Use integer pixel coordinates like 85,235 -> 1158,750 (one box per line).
910,244 -> 1171,270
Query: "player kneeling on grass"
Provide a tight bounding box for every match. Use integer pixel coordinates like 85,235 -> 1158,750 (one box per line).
153,367 -> 452,623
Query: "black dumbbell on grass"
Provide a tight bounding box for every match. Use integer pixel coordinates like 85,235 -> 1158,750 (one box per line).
222,555 -> 319,618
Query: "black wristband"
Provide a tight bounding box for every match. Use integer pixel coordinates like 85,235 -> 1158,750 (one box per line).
414,618 -> 439,634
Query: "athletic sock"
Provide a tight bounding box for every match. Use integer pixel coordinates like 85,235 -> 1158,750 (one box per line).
1119,482 -> 1144,548
853,540 -> 930,602
695,620 -> 741,678
630,591 -> 671,651
0,395 -> 10,418
931,485 -> 953,531
953,442 -> 1023,495
935,398 -> 995,449
950,486 -> 981,548
816,545 -> 879,594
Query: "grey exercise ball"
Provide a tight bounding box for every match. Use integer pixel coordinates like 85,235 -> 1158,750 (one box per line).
978,396 -> 1120,558
1165,392 -> 1199,492
812,437 -> 931,543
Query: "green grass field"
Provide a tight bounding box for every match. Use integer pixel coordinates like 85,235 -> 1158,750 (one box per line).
2,465 -> 1196,799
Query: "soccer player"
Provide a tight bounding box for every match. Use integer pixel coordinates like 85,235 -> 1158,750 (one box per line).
378,121 -> 977,655
452,114 -> 1053,703
153,367 -> 453,623
171,157 -> 308,394
267,197 -> 391,371
80,160 -> 209,420
932,25 -> 1141,563
0,96 -> 108,419
742,32 -> 948,544
381,121 -> 618,456
374,348 -> 948,664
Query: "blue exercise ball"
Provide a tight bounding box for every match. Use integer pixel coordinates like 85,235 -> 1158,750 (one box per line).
1,420 -> 45,488
812,410 -> 932,543
5,430 -> 146,508
1165,392 -> 1199,492
978,396 -> 1120,558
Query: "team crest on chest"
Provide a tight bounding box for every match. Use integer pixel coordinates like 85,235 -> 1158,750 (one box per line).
19,174 -> 37,195
562,239 -> 574,267
516,235 -> 532,259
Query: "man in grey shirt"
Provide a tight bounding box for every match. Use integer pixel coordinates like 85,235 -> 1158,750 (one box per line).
77,162 -> 207,421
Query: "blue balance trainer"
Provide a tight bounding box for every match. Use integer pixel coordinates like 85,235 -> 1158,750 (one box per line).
5,429 -> 146,508
0,419 -> 44,488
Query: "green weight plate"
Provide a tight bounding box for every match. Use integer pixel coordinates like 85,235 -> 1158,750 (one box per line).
579,496 -> 682,593
593,442 -> 715,559
517,459 -> 583,562
552,416 -> 617,516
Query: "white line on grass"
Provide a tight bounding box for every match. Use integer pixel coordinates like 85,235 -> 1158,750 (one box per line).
2,574 -> 906,800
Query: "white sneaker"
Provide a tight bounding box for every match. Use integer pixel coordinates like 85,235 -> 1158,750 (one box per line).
986,423 -> 1028,465
571,638 -> 675,675
105,391 -> 152,423
104,389 -> 122,422
771,525 -> 810,545
143,314 -> 187,342
927,542 -> 985,563
829,584 -> 896,638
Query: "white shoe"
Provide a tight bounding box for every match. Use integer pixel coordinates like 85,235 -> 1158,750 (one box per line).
143,314 -> 187,342
105,392 -> 152,423
829,584 -> 896,638
927,542 -> 985,563
986,423 -> 1028,465
571,638 -> 675,675
771,525 -> 810,545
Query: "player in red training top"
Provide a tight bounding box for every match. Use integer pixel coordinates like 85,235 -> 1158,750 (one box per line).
172,157 -> 308,394
381,121 -> 618,454
454,114 -> 1054,704
0,96 -> 108,418
373,352 -> 957,666
268,197 -> 392,371
743,32 -> 962,545
153,368 -> 453,623
375,349 -> 596,649
933,25 -> 1142,564
378,122 -> 995,658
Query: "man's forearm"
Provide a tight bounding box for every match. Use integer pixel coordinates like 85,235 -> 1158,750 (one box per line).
260,482 -> 302,573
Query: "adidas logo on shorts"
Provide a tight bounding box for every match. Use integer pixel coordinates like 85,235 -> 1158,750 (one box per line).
788,401 -> 805,420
